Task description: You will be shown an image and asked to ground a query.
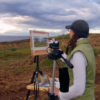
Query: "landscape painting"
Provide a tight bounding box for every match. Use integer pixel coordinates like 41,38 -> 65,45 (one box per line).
34,36 -> 48,48
30,30 -> 49,56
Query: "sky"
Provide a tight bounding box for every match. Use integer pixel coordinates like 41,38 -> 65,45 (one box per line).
0,0 -> 100,36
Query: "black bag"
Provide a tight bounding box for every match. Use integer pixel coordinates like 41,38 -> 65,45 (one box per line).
59,67 -> 70,92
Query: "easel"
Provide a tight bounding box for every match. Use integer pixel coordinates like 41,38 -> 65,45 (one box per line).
26,55 -> 43,100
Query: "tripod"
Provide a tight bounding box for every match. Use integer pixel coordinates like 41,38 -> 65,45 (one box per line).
26,55 -> 43,100
47,49 -> 73,100
47,60 -> 59,100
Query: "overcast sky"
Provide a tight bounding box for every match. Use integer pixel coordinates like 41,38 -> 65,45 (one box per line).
0,0 -> 100,36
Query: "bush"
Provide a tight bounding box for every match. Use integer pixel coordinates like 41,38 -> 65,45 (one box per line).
93,48 -> 100,56
9,48 -> 17,51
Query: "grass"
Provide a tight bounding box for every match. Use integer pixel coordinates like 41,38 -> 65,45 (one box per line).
0,34 -> 100,100
40,58 -> 53,68
0,34 -> 99,70
0,45 -> 30,67
55,34 -> 70,40
93,47 -> 100,56
0,34 -> 99,69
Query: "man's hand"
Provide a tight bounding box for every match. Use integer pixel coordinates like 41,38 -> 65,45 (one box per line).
48,87 -> 60,96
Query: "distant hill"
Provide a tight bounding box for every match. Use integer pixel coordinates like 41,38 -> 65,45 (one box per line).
0,35 -> 29,42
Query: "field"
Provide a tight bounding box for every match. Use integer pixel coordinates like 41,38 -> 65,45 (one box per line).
0,34 -> 100,100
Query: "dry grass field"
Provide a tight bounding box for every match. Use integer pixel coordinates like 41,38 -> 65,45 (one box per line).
0,34 -> 100,100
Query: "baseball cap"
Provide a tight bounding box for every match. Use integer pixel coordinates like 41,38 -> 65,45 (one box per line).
65,20 -> 89,38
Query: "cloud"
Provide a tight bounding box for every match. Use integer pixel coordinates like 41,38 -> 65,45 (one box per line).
42,8 -> 94,22
29,28 -> 62,33
0,13 -> 39,35
0,0 -> 100,36
0,21 -> 17,33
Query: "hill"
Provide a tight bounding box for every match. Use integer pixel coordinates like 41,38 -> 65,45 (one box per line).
0,35 -> 29,42
0,34 -> 100,100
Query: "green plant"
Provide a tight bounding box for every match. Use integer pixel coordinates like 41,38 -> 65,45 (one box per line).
93,47 -> 100,56
9,48 -> 17,51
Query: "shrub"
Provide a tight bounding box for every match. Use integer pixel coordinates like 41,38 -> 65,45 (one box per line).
93,48 -> 100,56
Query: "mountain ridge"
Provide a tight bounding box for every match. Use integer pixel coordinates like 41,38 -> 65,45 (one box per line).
0,35 -> 29,42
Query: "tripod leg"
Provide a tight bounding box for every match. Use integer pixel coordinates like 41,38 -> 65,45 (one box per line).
36,73 -> 39,95
26,56 -> 41,100
51,60 -> 56,94
26,71 -> 36,100
34,83 -> 38,100
26,90 -> 31,100
37,79 -> 39,94
33,81 -> 36,100
33,72 -> 39,100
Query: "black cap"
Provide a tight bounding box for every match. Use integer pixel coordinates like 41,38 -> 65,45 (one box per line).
65,20 -> 89,38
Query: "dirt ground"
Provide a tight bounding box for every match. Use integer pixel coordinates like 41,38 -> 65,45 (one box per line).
0,59 -> 100,100
0,35 -> 100,100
